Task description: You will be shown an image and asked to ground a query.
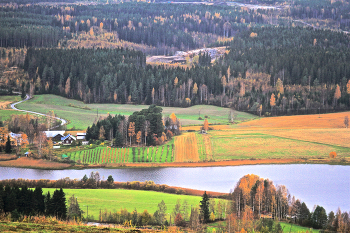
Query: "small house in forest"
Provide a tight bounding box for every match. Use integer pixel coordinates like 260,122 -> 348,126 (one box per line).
61,134 -> 76,145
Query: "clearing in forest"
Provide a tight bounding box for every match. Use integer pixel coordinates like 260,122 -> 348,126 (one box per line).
174,133 -> 199,162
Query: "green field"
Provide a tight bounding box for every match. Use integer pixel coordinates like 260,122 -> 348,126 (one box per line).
16,94 -> 256,130
42,188 -> 227,221
280,222 -> 320,233
209,131 -> 350,160
0,95 -> 21,102
206,221 -> 320,233
65,143 -> 174,164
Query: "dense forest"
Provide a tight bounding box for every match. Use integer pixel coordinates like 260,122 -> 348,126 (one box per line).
2,0 -> 350,115
20,24 -> 350,115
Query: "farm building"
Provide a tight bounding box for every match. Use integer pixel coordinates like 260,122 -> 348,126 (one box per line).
44,131 -> 65,141
61,134 -> 76,145
76,132 -> 86,140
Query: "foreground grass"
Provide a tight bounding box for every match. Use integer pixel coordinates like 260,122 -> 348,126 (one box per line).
17,94 -> 256,129
0,221 -> 128,232
206,221 -> 320,233
280,222 -> 320,232
42,188 -> 226,221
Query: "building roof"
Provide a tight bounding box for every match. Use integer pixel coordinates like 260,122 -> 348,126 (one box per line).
44,131 -> 65,138
9,132 -> 22,139
61,134 -> 76,141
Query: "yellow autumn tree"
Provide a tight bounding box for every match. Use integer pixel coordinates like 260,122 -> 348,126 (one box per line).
276,78 -> 284,94
136,131 -> 142,145
203,118 -> 209,132
193,82 -> 198,95
334,84 -> 341,106
174,77 -> 178,87
128,122 -> 135,146
270,93 -> 276,110
170,113 -> 177,124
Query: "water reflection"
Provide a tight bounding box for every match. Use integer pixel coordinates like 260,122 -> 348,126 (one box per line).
0,164 -> 349,212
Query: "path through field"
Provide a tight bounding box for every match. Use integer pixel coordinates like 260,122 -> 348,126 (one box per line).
10,95 -> 67,129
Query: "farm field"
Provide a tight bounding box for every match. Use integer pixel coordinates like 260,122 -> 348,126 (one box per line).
16,94 -> 256,129
65,143 -> 174,164
42,188 -> 228,221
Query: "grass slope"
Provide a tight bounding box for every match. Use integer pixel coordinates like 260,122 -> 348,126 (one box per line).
17,94 -> 256,129
280,222 -> 320,232
42,188 -> 226,221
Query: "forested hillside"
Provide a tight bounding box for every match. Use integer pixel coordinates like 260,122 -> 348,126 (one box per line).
2,0 -> 350,115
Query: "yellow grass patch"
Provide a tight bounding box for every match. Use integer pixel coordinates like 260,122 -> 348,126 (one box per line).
267,128 -> 350,148
174,133 -> 199,162
182,125 -> 230,131
238,111 -> 350,129
0,101 -> 11,109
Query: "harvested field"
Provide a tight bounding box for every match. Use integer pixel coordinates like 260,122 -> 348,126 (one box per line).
0,157 -> 72,169
174,133 -> 199,162
210,130 -> 350,160
238,111 -> 350,129
0,154 -> 17,161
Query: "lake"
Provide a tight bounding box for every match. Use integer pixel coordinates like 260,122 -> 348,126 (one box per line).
0,164 -> 349,213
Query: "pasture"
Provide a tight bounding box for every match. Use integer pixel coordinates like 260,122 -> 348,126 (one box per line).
41,188 -> 227,221
16,94 -> 256,129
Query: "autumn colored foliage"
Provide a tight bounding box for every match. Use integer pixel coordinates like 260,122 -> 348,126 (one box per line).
329,151 -> 337,158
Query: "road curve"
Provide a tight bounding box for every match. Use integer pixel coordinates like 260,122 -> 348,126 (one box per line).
10,95 -> 67,129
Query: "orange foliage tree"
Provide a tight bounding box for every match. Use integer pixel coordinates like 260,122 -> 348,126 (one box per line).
203,118 -> 209,132
128,122 -> 135,146
329,151 -> 337,158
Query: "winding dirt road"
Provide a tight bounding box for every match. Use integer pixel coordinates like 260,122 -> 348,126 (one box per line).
10,95 -> 67,129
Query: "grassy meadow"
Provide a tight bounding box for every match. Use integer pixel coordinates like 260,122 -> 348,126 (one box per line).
206,221 -> 320,233
42,188 -> 227,221
279,222 -> 320,233
16,94 -> 256,129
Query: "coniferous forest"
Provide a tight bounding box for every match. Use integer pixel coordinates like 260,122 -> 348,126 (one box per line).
2,0 -> 350,116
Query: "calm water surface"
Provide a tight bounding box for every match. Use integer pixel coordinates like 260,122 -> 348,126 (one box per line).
0,164 -> 349,212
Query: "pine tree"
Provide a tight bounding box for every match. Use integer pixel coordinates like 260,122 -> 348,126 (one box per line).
200,191 -> 210,223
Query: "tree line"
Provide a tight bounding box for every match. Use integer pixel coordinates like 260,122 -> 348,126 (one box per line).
228,174 -> 350,232
86,105 -> 173,147
0,186 -> 67,220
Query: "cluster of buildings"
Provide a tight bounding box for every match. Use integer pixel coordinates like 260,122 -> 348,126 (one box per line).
43,131 -> 87,145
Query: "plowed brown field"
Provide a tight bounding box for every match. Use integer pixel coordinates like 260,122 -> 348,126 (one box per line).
0,157 -> 72,169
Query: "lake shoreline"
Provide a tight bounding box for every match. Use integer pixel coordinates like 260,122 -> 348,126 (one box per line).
0,157 -> 348,170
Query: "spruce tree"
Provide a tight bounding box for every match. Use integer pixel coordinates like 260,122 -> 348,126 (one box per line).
5,136 -> 11,153
200,191 -> 210,223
